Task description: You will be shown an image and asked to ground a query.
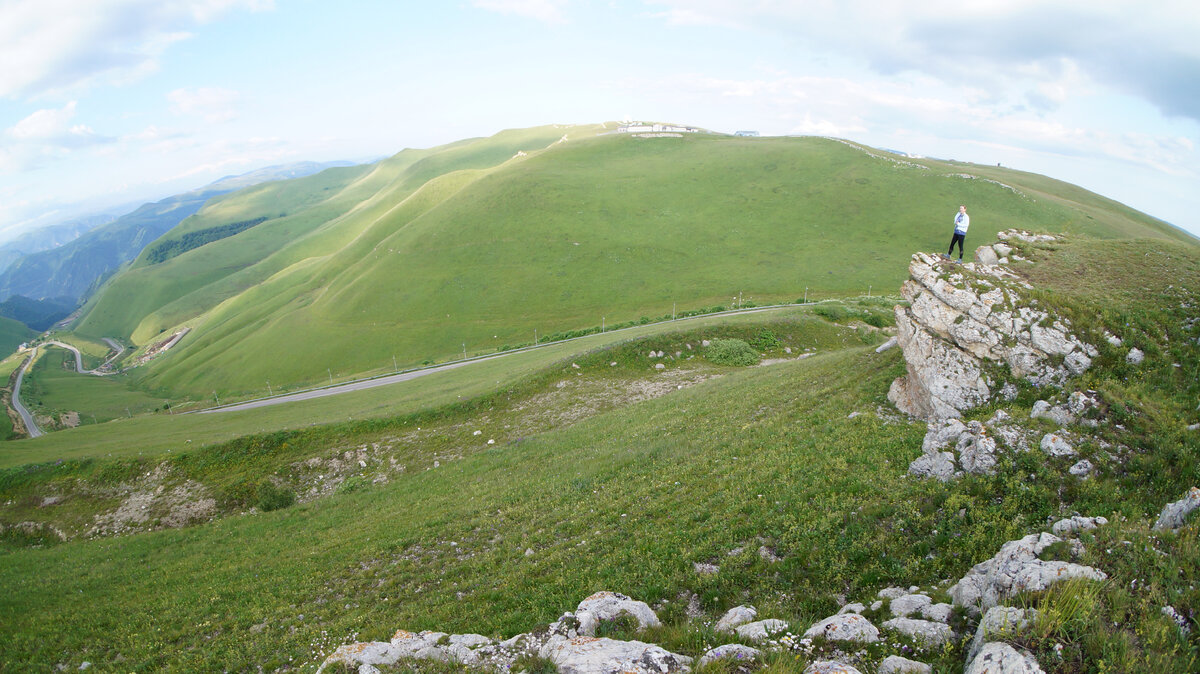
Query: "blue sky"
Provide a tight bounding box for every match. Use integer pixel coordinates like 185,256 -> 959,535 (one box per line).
1,0 -> 1198,240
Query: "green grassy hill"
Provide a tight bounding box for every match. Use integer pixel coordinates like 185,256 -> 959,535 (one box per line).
72,126 -> 1190,405
0,316 -> 35,358
2,236 -> 1198,671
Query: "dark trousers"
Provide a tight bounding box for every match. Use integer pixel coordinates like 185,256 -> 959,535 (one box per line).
948,231 -> 966,259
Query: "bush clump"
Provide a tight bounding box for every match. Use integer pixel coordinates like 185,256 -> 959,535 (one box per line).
255,481 -> 295,511
704,338 -> 760,366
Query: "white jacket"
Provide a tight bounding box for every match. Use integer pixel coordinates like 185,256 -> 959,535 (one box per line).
954,211 -> 970,233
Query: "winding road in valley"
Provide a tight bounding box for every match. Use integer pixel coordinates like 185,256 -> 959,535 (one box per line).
11,338 -> 127,438
12,349 -> 42,439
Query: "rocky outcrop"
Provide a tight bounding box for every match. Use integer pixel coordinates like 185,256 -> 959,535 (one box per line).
574,591 -> 661,636
1154,487 -> 1200,530
966,606 -> 1038,663
965,642 -> 1045,673
888,236 -> 1096,420
803,613 -> 880,643
949,532 -> 1107,616
698,643 -> 761,666
714,604 -> 757,633
539,636 -> 692,673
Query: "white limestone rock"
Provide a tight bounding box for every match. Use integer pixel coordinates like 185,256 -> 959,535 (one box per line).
698,643 -> 761,666
803,613 -> 880,643
889,594 -> 932,617
878,655 -> 932,674
539,636 -> 692,673
1051,515 -> 1108,537
876,336 -> 898,353
957,424 -> 1000,475
317,641 -> 399,673
804,661 -> 864,674
878,586 -> 909,600
949,532 -> 1107,615
574,592 -> 661,636
908,451 -> 958,481
1127,347 -> 1145,364
881,617 -> 955,648
975,245 -> 1000,266
1031,400 -> 1074,427
920,603 -> 954,623
1039,432 -> 1076,457
735,618 -> 788,642
965,642 -> 1045,674
1154,487 -> 1200,531
967,606 -> 1037,663
922,419 -> 967,452
837,602 -> 866,615
1069,459 -> 1094,478
714,605 -> 757,633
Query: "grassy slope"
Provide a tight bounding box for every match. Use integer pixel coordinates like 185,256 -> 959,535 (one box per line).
0,315 -> 35,358
0,306 -> 823,468
83,131 -> 1187,401
0,237 -> 1198,671
18,348 -> 164,426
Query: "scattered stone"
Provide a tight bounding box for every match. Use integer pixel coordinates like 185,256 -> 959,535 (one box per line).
1069,459 -> 1094,478
967,606 -> 1038,663
654,363 -> 666,370
735,619 -> 788,642
876,336 -> 898,353
1039,432 -> 1075,457
715,605 -> 757,633
1154,487 -> 1200,531
1126,347 -> 1145,364
837,602 -> 865,615
701,340 -> 711,347
890,594 -> 932,618
975,245 -> 1000,266
693,562 -> 719,576
1031,400 -> 1074,427
878,654 -> 932,674
758,545 -> 782,563
965,641 -> 1045,674
574,592 -> 661,636
1051,515 -> 1107,537
1105,332 -> 1122,347
871,600 -> 884,611
804,662 -> 863,674
878,586 -> 909,600
539,636 -> 692,673
803,613 -> 880,643
882,617 -> 955,648
698,643 -> 761,666
949,532 -> 1107,615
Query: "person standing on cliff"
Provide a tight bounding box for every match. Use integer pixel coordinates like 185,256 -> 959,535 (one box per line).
946,205 -> 969,262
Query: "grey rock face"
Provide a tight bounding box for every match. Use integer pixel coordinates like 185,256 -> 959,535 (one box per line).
1154,487 -> 1200,530
714,605 -> 757,633
803,613 -> 881,643
889,251 -> 1094,421
965,642 -> 1045,673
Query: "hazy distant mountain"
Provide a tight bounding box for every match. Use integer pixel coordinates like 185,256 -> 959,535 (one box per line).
0,160 -> 356,312
0,214 -> 116,273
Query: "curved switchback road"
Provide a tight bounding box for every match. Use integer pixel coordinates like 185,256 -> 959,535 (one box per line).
12,349 -> 42,438
11,338 -> 127,438
202,303 -> 803,415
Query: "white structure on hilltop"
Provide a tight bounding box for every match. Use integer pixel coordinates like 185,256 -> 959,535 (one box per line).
734,130 -> 759,137
617,123 -> 699,134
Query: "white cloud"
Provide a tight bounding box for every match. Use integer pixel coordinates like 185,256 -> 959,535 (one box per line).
168,87 -> 240,123
1,101 -> 111,172
472,0 -> 568,24
646,0 -> 1200,122
0,0 -> 273,99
